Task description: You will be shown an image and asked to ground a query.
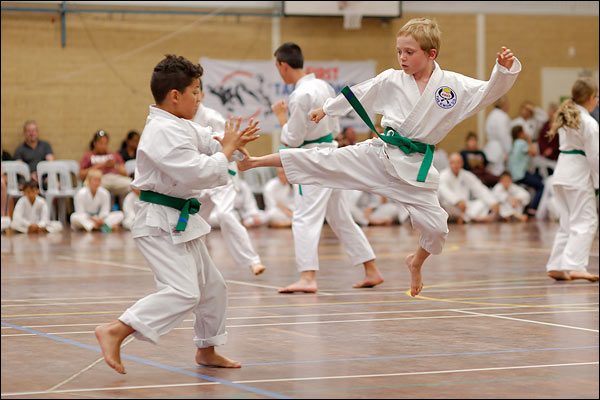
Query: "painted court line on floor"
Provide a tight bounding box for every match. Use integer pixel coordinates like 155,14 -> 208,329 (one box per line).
3,309 -> 597,337
2,361 -> 597,397
0,322 -> 290,399
453,309 -> 599,333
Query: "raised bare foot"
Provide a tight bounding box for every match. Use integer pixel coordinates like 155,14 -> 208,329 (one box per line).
547,270 -> 571,281
567,270 -> 599,282
95,323 -> 127,374
250,263 -> 266,276
196,347 -> 241,368
405,254 -> 423,297
278,279 -> 317,294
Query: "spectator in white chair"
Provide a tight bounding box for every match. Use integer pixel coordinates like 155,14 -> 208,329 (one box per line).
71,170 -> 124,232
10,180 -> 63,233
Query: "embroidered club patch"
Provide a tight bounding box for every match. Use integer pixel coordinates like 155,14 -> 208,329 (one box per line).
435,86 -> 457,109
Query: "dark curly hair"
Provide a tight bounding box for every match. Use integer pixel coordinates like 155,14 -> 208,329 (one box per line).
150,54 -> 203,104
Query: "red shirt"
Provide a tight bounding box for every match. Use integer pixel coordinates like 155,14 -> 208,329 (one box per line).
80,151 -> 125,175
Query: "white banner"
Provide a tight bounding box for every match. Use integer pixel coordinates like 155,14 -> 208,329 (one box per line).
200,58 -> 376,133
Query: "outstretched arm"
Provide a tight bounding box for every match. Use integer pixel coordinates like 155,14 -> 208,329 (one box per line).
237,153 -> 282,171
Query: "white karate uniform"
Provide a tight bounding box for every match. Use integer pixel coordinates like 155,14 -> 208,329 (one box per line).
370,200 -> 411,225
546,104 -> 599,273
484,107 -> 512,175
234,180 -> 267,227
491,182 -> 530,218
263,176 -> 295,225
281,73 -> 375,272
120,105 -> 233,347
122,191 -> 138,230
10,196 -> 63,233
193,104 -> 263,269
281,59 -> 521,254
439,168 -> 498,222
70,186 -> 124,232
537,175 -> 560,221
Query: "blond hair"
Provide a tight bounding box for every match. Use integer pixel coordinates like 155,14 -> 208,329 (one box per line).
548,77 -> 598,139
85,169 -> 103,186
397,18 -> 441,55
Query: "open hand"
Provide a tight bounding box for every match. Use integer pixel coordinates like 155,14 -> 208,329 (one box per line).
497,46 -> 515,70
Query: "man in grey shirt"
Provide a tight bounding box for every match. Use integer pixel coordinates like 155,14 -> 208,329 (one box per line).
13,120 -> 55,181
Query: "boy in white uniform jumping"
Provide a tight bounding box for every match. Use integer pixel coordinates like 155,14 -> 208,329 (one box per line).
239,18 -> 521,296
95,55 -> 259,374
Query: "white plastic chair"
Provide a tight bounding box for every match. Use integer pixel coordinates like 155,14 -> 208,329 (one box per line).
2,160 -> 30,214
36,160 -> 79,223
125,159 -> 136,177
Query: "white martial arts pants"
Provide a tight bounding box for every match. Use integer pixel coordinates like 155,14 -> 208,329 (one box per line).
370,202 -> 411,224
120,234 -> 228,347
267,208 -> 293,226
70,211 -> 124,232
546,185 -> 598,272
281,140 -> 449,255
199,182 -> 261,268
290,181 -> 375,272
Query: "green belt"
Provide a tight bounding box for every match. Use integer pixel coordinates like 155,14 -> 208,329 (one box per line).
139,190 -> 201,232
341,86 -> 435,183
560,149 -> 586,156
300,133 -> 334,147
228,169 -> 237,176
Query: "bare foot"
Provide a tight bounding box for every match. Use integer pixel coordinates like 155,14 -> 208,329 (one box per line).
95,323 -> 127,374
251,263 -> 266,276
353,261 -> 384,288
353,276 -> 384,288
568,270 -> 599,282
405,254 -> 423,297
547,270 -> 572,281
196,347 -> 241,368
278,279 -> 318,293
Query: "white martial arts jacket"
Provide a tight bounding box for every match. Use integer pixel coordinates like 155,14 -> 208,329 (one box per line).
131,106 -> 232,244
492,182 -> 531,217
282,73 -> 340,148
323,59 -> 521,188
74,186 -> 112,218
234,180 -> 262,220
193,103 -> 241,189
193,104 -> 226,133
552,104 -> 599,190
485,107 -> 513,156
438,168 -> 497,206
12,196 -> 51,228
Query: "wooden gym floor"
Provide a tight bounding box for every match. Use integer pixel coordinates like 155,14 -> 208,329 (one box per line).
1,221 -> 598,398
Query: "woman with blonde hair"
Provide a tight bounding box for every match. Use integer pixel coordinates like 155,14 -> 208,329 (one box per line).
545,78 -> 599,282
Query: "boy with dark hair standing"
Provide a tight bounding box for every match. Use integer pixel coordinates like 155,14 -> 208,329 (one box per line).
95,54 -> 259,374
